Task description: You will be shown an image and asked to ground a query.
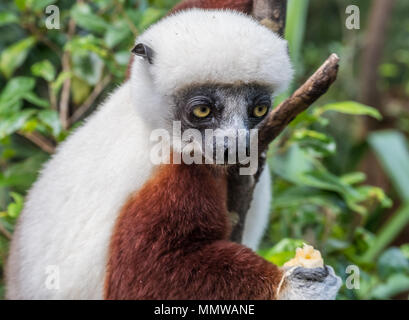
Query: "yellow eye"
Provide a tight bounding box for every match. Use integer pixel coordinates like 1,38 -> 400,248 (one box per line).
193,105 -> 211,118
253,105 -> 268,118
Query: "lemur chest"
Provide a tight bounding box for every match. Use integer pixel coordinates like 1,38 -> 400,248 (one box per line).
104,163 -> 230,299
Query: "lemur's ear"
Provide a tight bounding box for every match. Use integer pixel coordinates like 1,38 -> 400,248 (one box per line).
131,43 -> 154,64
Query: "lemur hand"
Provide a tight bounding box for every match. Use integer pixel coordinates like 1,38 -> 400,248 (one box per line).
277,265 -> 342,300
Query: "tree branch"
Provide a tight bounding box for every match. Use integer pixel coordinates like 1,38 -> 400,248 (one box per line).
59,18 -> 76,131
69,75 -> 112,126
18,131 -> 56,154
0,222 -> 11,240
259,54 -> 340,150
252,0 -> 287,36
229,53 -> 340,243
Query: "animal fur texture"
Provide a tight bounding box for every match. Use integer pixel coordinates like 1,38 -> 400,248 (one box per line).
125,0 -> 253,78
104,163 -> 282,299
136,9 -> 292,98
6,9 -> 290,299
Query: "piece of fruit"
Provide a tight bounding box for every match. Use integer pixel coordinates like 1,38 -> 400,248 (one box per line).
283,244 -> 324,268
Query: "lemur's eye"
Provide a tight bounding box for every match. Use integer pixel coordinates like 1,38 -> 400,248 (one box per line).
192,105 -> 211,118
252,105 -> 268,118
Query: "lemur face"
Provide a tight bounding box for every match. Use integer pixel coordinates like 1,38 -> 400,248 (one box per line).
170,83 -> 272,164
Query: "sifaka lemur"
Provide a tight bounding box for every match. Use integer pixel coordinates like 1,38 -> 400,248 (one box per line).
6,9 -> 341,299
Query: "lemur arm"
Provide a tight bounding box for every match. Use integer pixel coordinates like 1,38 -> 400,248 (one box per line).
105,163 -> 341,300
171,240 -> 341,300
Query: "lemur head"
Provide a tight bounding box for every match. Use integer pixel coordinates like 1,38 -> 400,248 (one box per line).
129,9 -> 293,165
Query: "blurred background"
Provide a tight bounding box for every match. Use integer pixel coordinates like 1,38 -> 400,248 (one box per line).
0,0 -> 409,299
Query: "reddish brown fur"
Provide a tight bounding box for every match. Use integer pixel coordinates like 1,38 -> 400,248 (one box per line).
104,163 -> 282,299
125,0 -> 253,79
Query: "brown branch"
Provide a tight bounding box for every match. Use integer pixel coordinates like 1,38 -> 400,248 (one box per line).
360,0 -> 395,113
59,18 -> 76,130
0,222 -> 11,240
259,53 -> 340,150
69,75 -> 112,125
229,53 -> 340,243
252,0 -> 287,36
24,22 -> 62,56
18,131 -> 56,154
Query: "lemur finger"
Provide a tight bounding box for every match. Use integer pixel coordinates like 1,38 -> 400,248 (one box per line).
290,266 -> 328,282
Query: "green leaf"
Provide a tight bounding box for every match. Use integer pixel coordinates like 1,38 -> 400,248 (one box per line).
104,20 -> 132,48
352,227 -> 376,257
0,153 -> 48,190
273,186 -> 337,210
369,130 -> 409,202
31,60 -> 56,82
65,35 -> 109,58
285,0 -> 309,80
0,109 -> 36,139
0,12 -> 18,26
0,77 -> 36,114
371,274 -> 409,299
270,144 -> 314,184
72,51 -> 103,85
71,77 -> 91,104
260,238 -> 305,266
0,77 -> 49,114
379,63 -> 399,78
299,170 -> 367,214
71,3 -> 109,34
114,51 -> 131,66
7,192 -> 24,218
22,92 -> 50,108
291,129 -> 336,156
38,110 -> 61,137
14,0 -> 31,11
0,100 -> 23,116
138,7 -> 165,30
340,172 -> 366,185
363,203 -> 409,262
0,77 -> 35,101
0,36 -> 36,78
315,101 -> 382,120
31,0 -> 56,12
377,247 -> 409,280
355,185 -> 392,209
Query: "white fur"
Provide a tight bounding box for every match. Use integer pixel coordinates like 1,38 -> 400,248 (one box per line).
6,9 -> 291,299
137,9 -> 293,97
242,166 -> 272,250
6,83 -> 156,299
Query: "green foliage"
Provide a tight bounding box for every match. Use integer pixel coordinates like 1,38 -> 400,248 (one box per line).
258,101 -> 401,299
369,131 -> 409,202
258,0 -> 409,300
0,37 -> 36,78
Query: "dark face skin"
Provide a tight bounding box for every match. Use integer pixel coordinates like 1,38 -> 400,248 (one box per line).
170,83 -> 273,163
172,83 -> 272,132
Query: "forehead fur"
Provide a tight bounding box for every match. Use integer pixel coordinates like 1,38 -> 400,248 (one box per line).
136,9 -> 293,96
